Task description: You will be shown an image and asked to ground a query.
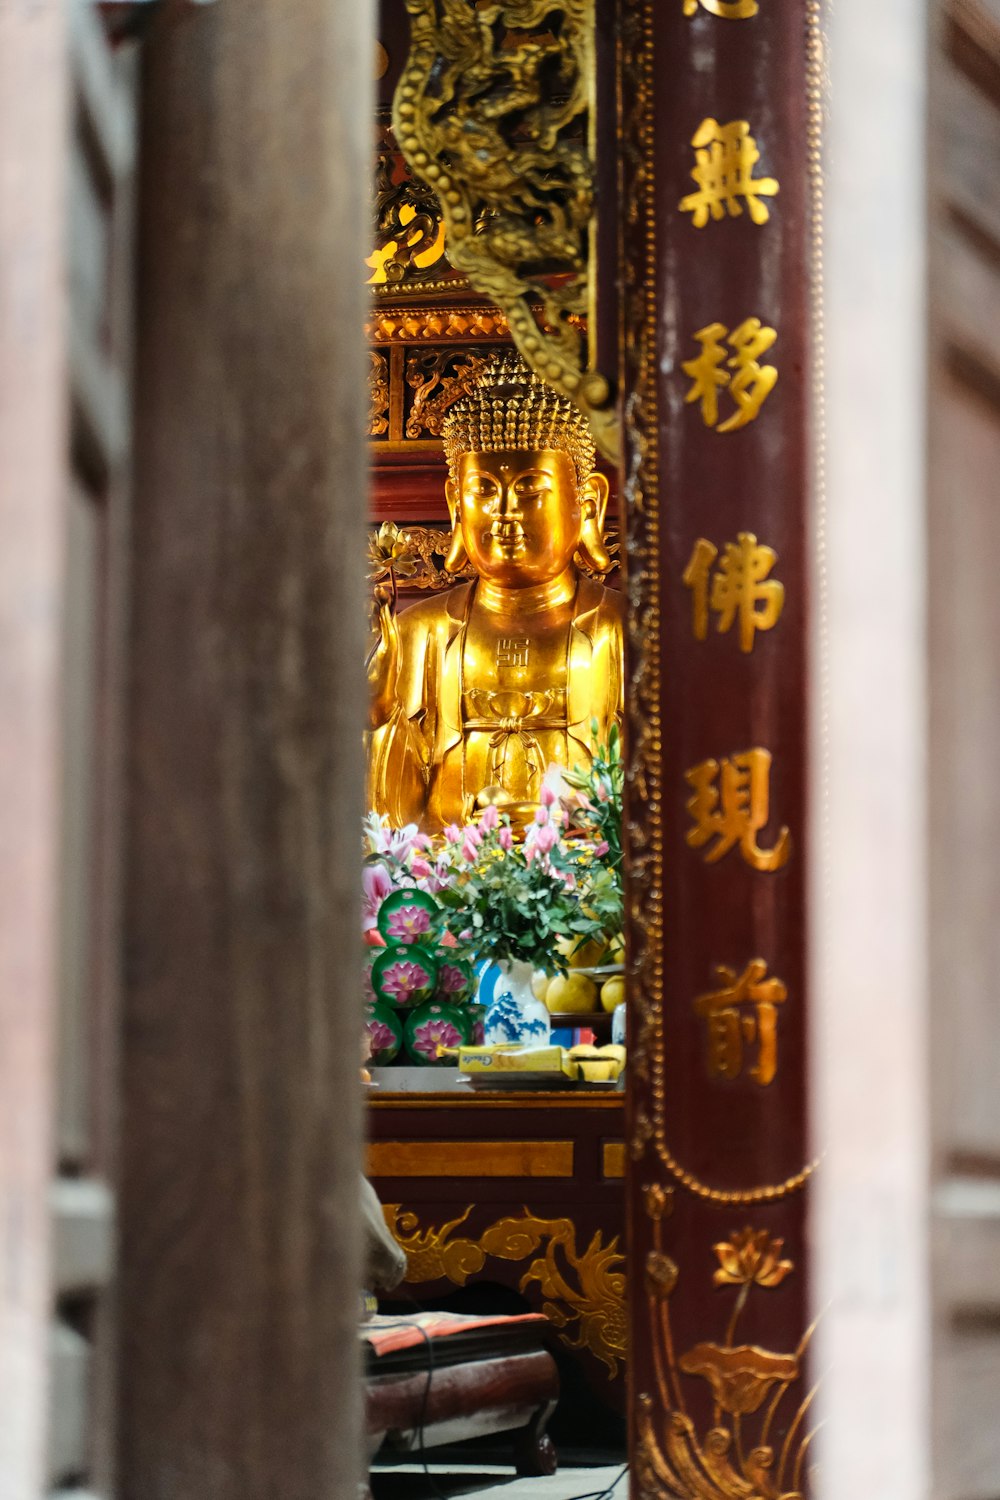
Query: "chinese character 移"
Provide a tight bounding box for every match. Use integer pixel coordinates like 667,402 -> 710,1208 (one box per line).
694,958 -> 787,1085
496,637 -> 530,669
679,119 -> 780,228
683,318 -> 778,431
684,0 -> 759,15
685,748 -> 791,871
683,533 -> 785,652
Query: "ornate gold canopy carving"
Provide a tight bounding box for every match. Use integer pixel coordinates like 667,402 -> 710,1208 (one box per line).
392,0 -> 619,462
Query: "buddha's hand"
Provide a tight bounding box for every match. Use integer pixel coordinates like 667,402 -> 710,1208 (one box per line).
367,596 -> 401,728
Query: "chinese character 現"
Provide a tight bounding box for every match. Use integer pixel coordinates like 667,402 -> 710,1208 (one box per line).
683,533 -> 785,653
685,748 -> 791,871
679,118 -> 779,228
683,318 -> 778,432
684,0 -> 759,16
695,958 -> 787,1085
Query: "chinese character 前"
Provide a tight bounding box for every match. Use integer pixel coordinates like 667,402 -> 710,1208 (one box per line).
694,958 -> 787,1085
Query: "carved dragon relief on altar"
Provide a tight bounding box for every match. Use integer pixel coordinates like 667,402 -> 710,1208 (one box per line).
382,1204 -> 626,1377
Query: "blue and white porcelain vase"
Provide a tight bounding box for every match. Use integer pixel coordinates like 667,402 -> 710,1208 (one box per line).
478,958 -> 551,1047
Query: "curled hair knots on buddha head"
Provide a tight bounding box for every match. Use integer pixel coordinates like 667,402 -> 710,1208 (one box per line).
442,351 -> 597,486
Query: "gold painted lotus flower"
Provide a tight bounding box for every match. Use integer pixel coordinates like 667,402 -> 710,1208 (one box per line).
678,1341 -> 799,1415
713,1227 -> 794,1288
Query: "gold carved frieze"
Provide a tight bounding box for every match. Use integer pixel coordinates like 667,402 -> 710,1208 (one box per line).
368,350 -> 390,437
369,340 -> 510,449
383,1204 -> 627,1377
405,348 -> 492,439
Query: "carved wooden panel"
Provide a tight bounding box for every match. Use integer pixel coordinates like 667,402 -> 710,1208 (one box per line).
618,2 -> 818,1493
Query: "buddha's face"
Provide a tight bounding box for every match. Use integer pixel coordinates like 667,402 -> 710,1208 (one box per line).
453,449 -> 583,589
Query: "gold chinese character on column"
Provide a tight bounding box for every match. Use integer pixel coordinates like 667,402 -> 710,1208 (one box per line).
679,119 -> 780,227
683,533 -> 785,652
685,748 -> 791,871
683,318 -> 778,431
694,959 -> 786,1085
684,0 -> 759,15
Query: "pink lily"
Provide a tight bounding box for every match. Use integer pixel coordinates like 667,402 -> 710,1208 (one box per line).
362,862 -> 395,932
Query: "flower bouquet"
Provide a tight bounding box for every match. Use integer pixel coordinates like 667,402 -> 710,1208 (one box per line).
429,788 -> 620,1045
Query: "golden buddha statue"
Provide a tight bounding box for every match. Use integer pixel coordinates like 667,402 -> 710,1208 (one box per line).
367,354 -> 624,831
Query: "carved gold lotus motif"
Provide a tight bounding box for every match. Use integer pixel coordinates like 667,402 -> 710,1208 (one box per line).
679,1342 -> 799,1416
712,1227 -> 794,1289
635,1216 -> 818,1499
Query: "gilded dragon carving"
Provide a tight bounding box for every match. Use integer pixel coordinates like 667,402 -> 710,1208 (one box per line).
382,1204 -> 627,1376
392,0 -> 619,460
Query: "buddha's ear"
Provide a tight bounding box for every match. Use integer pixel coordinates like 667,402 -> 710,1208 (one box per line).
444,477 -> 468,573
578,471 -> 613,574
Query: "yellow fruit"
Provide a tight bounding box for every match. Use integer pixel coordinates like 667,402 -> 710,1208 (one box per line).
531,971 -> 550,1003
607,933 -> 625,963
600,976 -> 626,1013
577,1059 -> 618,1082
544,973 -> 598,1015
555,933 -> 609,969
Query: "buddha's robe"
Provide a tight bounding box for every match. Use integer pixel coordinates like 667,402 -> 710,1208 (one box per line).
367,577 -> 624,831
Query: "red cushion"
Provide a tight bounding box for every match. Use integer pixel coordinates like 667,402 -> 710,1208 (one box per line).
362,1310 -> 551,1358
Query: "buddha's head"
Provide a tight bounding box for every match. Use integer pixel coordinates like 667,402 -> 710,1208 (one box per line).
441,354 -> 611,588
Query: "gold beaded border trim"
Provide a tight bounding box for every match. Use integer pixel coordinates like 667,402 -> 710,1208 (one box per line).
806,0 -> 831,1204
368,305 -> 516,345
622,0 -> 821,1209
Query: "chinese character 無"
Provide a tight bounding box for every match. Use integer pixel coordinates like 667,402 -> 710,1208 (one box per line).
683,533 -> 785,652
683,318 -> 778,431
679,119 -> 780,228
694,958 -> 787,1085
685,748 -> 791,871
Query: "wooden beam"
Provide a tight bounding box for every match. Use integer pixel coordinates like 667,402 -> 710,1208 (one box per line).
0,3 -> 69,1496
120,2 -> 372,1495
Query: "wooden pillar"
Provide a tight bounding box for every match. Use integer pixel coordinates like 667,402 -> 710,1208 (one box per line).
618,2 -> 817,1490
120,3 -> 372,1496
0,4 -> 69,1496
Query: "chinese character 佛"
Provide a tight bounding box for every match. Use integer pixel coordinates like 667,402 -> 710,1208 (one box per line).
684,0 -> 759,16
679,118 -> 779,228
685,748 -> 791,871
683,318 -> 778,431
683,533 -> 785,652
694,958 -> 787,1085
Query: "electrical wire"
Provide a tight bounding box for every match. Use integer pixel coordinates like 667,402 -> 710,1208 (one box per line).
562,1461 -> 629,1500
366,1312 -> 447,1499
